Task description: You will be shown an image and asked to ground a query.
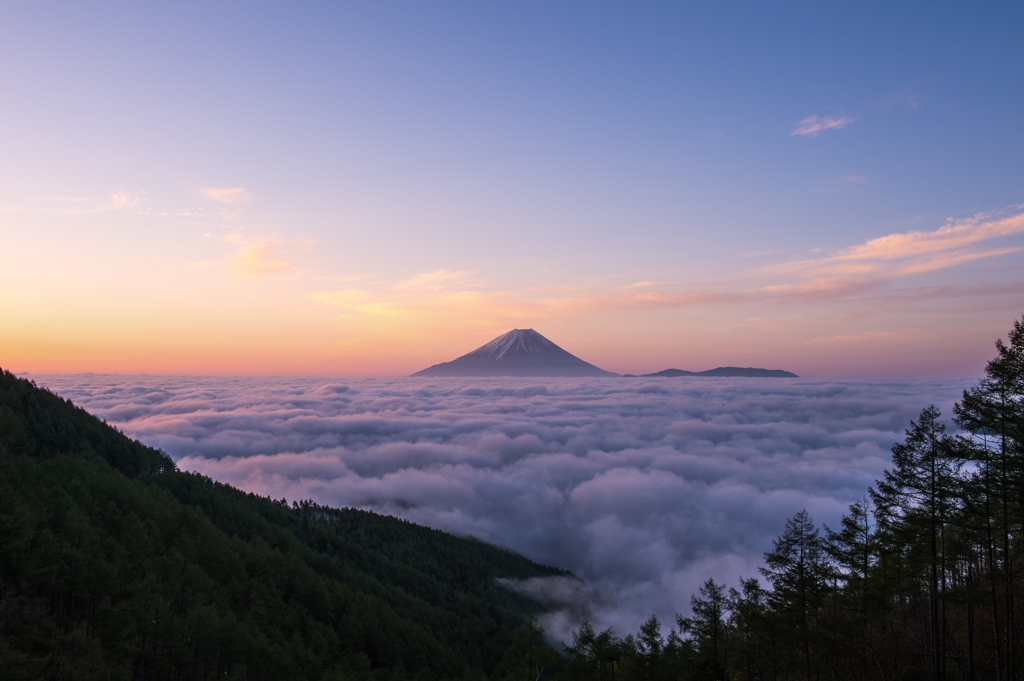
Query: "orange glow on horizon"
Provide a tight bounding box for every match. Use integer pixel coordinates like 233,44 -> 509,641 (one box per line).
3,210 -> 1022,379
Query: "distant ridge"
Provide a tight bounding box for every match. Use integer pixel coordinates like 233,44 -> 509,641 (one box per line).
412,329 -> 617,377
622,367 -> 799,378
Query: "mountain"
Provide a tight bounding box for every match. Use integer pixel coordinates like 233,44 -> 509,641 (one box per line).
624,367 -> 798,378
0,368 -> 566,680
412,329 -> 617,377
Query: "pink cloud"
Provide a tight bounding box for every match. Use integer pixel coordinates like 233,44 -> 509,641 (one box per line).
314,209 -> 1024,321
791,115 -> 855,136
201,187 -> 252,204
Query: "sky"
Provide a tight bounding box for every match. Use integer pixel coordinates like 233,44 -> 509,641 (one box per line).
2,2 -> 1023,377
36,373 -> 970,639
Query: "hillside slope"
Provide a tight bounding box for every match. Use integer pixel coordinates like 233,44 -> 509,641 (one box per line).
0,369 -> 567,681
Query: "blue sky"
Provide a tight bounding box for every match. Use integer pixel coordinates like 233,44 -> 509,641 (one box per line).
2,2 -> 1022,376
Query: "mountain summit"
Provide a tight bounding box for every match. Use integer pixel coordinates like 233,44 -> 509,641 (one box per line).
412,329 -> 617,377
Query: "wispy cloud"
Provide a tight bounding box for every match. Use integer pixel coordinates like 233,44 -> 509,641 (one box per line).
393,270 -> 474,292
201,187 -> 252,204
224,234 -> 310,278
803,330 -> 903,345
100,192 -> 143,210
2,191 -> 144,214
765,210 -> 1024,294
791,115 -> 855,137
865,94 -> 921,112
314,209 -> 1024,322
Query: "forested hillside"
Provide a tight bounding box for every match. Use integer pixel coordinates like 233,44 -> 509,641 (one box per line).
560,316 -> 1024,681
0,369 -> 568,681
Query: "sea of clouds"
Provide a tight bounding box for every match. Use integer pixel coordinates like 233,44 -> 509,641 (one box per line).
32,374 -> 971,640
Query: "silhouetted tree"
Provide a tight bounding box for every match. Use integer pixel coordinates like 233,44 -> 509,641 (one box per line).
872,406 -> 959,681
760,510 -> 828,681
679,580 -> 728,680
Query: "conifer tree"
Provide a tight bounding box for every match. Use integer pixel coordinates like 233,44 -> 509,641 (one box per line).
636,615 -> 663,681
760,510 -> 828,681
501,615 -> 557,681
727,578 -> 767,681
871,405 -> 959,681
678,579 -> 728,681
565,620 -> 599,681
954,315 -> 1024,681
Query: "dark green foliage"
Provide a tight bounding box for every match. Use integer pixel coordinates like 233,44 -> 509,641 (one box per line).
760,510 -> 827,681
0,369 -> 566,680
678,581 -> 727,681
0,371 -> 174,476
563,621 -> 625,681
495,615 -> 557,681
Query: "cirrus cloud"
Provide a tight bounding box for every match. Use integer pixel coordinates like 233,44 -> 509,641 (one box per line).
201,187 -> 252,204
791,115 -> 855,136
224,233 -> 312,279
312,209 -> 1024,324
1,191 -> 145,215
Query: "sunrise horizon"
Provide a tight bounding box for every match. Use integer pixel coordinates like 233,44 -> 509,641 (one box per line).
4,4 -> 1024,677
4,5 -> 1023,381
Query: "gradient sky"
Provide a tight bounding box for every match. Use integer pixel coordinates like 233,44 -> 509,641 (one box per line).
2,2 -> 1023,377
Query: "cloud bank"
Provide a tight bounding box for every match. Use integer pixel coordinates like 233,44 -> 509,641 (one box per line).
36,374 -> 969,640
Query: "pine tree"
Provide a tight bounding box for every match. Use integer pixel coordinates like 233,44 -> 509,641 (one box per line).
727,578 -> 767,681
760,510 -> 829,681
500,615 -> 557,681
678,579 -> 728,680
636,615 -> 664,681
825,498 -> 878,678
871,406 -> 959,681
954,315 -> 1024,681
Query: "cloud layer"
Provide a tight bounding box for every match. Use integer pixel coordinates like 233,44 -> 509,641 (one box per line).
36,374 -> 969,639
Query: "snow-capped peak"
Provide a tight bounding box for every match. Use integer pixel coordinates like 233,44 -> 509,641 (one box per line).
411,329 -> 617,377
464,329 -> 560,360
